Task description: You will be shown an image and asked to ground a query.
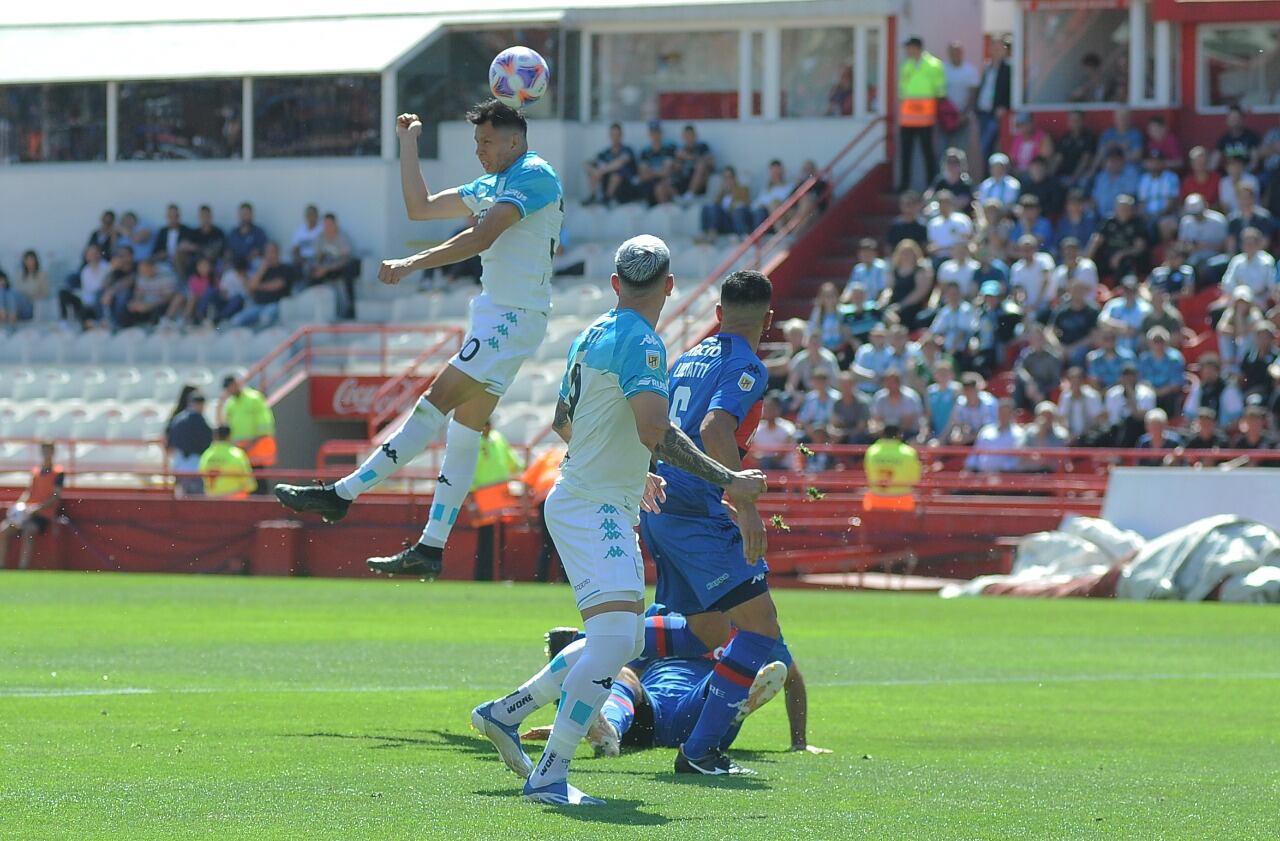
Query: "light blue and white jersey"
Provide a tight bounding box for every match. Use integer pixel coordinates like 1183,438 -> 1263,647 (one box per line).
457,150 -> 563,312
556,308 -> 668,520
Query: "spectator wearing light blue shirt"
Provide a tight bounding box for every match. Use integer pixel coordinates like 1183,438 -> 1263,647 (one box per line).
1138,326 -> 1186,416
1099,275 -> 1153,355
977,153 -> 1020,207
965,398 -> 1027,473
845,238 -> 890,301
1136,152 -> 1180,220
1086,328 -> 1137,390
1091,149 -> 1140,216
796,369 -> 840,437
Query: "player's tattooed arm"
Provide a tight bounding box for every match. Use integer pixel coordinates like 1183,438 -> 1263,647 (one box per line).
654,426 -> 736,487
551,399 -> 573,443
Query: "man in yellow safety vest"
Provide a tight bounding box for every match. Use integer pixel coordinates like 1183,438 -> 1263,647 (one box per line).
863,424 -> 922,512
897,35 -> 947,192
219,375 -> 277,494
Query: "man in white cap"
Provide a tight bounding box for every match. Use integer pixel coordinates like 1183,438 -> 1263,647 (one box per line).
1177,193 -> 1228,263
977,153 -> 1020,207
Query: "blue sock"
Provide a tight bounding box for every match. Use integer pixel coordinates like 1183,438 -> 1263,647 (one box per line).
643,613 -> 711,660
601,681 -> 637,737
682,629 -> 776,759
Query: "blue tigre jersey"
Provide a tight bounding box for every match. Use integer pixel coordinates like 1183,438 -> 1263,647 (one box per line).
556,308 -> 668,520
457,151 -> 563,312
658,332 -> 769,516
642,657 -> 717,748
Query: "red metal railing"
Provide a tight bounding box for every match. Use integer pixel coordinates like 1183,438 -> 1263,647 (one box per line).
655,115 -> 887,354
235,324 -> 463,407
365,327 -> 465,438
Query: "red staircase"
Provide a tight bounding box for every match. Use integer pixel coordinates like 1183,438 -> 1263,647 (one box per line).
765,164 -> 896,321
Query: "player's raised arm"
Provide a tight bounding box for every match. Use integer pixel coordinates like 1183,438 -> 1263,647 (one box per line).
628,392 -> 766,501
395,113 -> 470,221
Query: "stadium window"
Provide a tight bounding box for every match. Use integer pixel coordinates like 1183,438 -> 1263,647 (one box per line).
117,79 -> 242,160
865,27 -> 881,114
253,75 -> 380,158
590,31 -> 740,121
397,27 -> 560,159
1200,25 -> 1280,111
0,83 -> 106,164
1021,8 -> 1129,106
749,31 -> 765,117
780,28 -> 854,117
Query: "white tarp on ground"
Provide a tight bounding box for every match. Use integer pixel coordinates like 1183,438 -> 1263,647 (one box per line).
940,517 -> 1143,598
941,515 -> 1280,604
1117,515 -> 1280,603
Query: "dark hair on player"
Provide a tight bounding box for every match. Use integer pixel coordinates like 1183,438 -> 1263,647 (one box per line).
467,99 -> 528,137
721,270 -> 773,311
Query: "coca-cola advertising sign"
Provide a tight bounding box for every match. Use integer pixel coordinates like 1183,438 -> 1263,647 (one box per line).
310,376 -> 417,420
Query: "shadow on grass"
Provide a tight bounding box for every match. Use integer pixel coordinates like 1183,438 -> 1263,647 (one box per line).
473,790 -> 673,826
286,728 -> 495,757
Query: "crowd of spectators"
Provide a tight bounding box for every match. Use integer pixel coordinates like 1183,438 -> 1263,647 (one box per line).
758,105 -> 1280,470
2,202 -> 361,332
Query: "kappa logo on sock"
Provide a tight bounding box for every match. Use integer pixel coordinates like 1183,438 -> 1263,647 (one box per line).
381,443 -> 399,464
592,677 -> 614,690
437,473 -> 452,486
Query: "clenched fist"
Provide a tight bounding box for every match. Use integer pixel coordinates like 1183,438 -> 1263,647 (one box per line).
396,113 -> 423,139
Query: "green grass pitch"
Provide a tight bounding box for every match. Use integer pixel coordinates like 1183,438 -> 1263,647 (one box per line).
2,573 -> 1278,840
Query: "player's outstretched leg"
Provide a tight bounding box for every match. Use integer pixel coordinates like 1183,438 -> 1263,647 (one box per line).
472,637 -> 588,778
274,397 -> 447,524
522,609 -> 643,806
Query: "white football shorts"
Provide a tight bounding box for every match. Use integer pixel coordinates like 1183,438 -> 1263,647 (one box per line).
448,292 -> 549,397
543,484 -> 645,611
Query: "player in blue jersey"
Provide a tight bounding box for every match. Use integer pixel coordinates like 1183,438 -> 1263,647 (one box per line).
275,100 -> 565,579
639,269 -> 788,776
468,236 -> 767,806
522,610 -> 830,758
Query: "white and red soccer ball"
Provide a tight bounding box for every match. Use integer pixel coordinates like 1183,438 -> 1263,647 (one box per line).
489,46 -> 550,109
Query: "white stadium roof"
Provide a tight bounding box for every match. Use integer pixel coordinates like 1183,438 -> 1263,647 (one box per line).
0,0 -> 880,84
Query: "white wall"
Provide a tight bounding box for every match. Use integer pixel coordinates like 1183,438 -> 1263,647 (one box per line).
899,0 -> 985,70
1,114 -> 877,277
1102,468 -> 1280,539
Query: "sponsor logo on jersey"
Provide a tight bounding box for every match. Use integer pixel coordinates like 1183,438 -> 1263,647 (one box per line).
738,372 -> 756,392
646,350 -> 661,370
633,376 -> 663,389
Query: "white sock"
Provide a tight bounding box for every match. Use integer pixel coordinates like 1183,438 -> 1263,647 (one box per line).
528,612 -> 639,787
419,419 -> 483,547
490,638 -> 585,727
334,398 -> 445,501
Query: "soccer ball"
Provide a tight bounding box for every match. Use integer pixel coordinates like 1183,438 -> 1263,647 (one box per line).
489,46 -> 550,109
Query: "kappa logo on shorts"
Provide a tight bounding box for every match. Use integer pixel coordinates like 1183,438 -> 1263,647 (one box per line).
496,324 -> 509,337
487,337 -> 501,350
596,504 -> 618,514
604,546 -> 627,559
738,372 -> 756,392
646,350 -> 661,370
502,312 -> 519,324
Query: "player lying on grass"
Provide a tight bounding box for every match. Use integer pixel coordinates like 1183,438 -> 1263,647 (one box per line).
640,269 -> 792,776
274,100 -> 563,580
469,236 -> 768,807
520,614 -> 831,758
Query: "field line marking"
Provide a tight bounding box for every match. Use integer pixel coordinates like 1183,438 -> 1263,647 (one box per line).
3,672 -> 1279,699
